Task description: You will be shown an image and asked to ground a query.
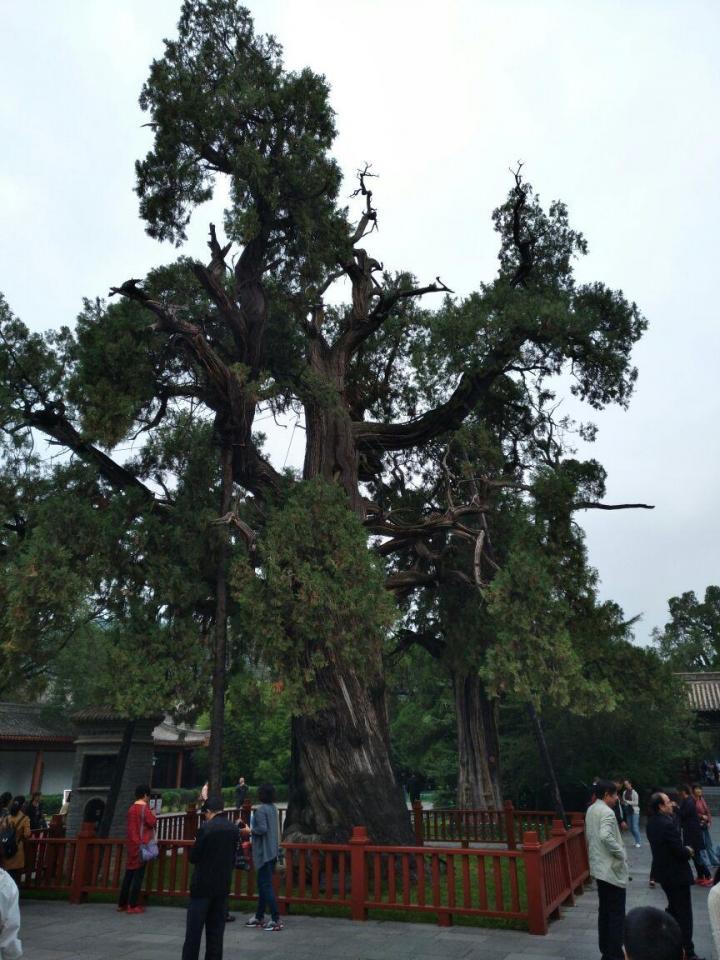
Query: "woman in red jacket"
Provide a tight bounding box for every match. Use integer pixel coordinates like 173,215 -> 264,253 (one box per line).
117,784 -> 157,914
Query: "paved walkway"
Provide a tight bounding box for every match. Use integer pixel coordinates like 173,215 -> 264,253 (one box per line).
18,841 -> 717,960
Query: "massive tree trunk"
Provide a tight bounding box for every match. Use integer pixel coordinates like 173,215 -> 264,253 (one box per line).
452,670 -> 503,810
282,346 -> 413,844
284,659 -> 414,844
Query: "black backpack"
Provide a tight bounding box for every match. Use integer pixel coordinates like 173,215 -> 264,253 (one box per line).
0,818 -> 18,860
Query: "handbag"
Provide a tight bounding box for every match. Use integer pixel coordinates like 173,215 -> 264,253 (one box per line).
234,837 -> 253,871
139,803 -> 159,862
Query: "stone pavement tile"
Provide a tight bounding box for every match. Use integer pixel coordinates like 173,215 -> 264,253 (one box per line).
501,954 -> 566,960
463,952 -> 524,960
124,932 -> 180,943
500,941 -> 581,955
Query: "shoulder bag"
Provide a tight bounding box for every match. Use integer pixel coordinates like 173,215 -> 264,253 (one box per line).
139,803 -> 159,862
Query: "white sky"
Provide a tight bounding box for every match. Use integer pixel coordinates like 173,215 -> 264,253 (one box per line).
1,0 -> 719,641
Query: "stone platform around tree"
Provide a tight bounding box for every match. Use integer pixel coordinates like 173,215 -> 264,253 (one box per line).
18,841 -> 716,960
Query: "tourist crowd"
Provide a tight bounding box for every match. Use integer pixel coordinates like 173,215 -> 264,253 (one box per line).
6,776 -> 720,958
586,776 -> 720,960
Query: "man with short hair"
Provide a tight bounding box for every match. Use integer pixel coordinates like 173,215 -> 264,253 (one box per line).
182,796 -> 239,960
623,906 -> 683,960
586,778 -> 629,960
646,791 -> 704,960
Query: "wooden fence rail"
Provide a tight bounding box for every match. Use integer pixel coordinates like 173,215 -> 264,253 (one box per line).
20,815 -> 589,935
152,800 -> 575,848
410,801 -> 573,849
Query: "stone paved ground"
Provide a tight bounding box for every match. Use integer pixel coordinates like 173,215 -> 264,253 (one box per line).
18,841 -> 717,959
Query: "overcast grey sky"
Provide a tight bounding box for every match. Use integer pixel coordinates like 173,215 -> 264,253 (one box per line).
1,0 -> 718,641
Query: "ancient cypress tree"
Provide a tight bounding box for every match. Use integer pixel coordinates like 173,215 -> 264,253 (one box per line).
0,1 -> 647,841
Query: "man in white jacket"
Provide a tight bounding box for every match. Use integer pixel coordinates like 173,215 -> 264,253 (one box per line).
0,868 -> 22,959
585,778 -> 629,960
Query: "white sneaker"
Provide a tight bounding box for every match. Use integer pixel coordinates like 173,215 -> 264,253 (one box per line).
635,843 -> 641,848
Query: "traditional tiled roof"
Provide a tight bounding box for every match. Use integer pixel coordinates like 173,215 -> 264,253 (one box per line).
152,716 -> 209,747
0,703 -> 209,747
0,702 -> 73,743
676,673 -> 720,713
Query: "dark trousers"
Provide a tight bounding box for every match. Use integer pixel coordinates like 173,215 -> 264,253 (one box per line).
692,852 -> 710,879
255,859 -> 278,922
118,864 -> 146,907
596,879 -> 626,960
662,883 -> 694,956
182,895 -> 228,960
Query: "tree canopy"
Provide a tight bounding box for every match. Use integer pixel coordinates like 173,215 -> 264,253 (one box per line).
654,586 -> 720,671
0,0 -> 649,840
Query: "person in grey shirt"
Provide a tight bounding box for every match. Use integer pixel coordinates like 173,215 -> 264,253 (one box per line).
586,778 -> 628,960
244,784 -> 282,932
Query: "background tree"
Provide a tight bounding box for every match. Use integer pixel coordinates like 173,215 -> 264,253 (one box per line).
653,586 -> 720,671
0,0 -> 646,842
501,641 -> 698,808
388,625 -> 695,809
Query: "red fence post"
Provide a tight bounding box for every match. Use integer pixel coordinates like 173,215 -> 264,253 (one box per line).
523,830 -> 548,935
570,813 -> 590,890
504,800 -> 516,850
412,801 -> 424,847
552,818 -> 574,909
184,803 -> 198,840
350,826 -> 369,921
69,823 -> 95,904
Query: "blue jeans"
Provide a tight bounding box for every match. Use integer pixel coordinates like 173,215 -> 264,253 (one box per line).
626,810 -> 642,845
701,826 -> 719,867
255,859 -> 279,922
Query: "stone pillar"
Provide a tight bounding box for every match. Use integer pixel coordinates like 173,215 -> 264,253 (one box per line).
30,750 -> 44,794
67,715 -> 161,838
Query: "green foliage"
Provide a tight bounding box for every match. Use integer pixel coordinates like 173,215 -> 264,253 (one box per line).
483,536 -> 603,711
0,407 -> 228,715
222,670 -> 291,784
39,793 -> 63,816
233,479 -> 396,711
388,647 -> 457,787
1,1 -> 650,823
653,586 -> 720,671
387,631 -> 694,808
136,0 -> 348,287
501,645 -> 701,808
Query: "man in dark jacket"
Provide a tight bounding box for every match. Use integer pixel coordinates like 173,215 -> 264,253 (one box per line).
234,777 -> 248,811
182,796 -> 239,960
646,792 -> 704,960
677,784 -> 711,883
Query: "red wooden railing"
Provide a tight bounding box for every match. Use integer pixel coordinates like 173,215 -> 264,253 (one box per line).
154,801 -> 257,841
410,801 -> 572,849
19,814 -> 589,934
